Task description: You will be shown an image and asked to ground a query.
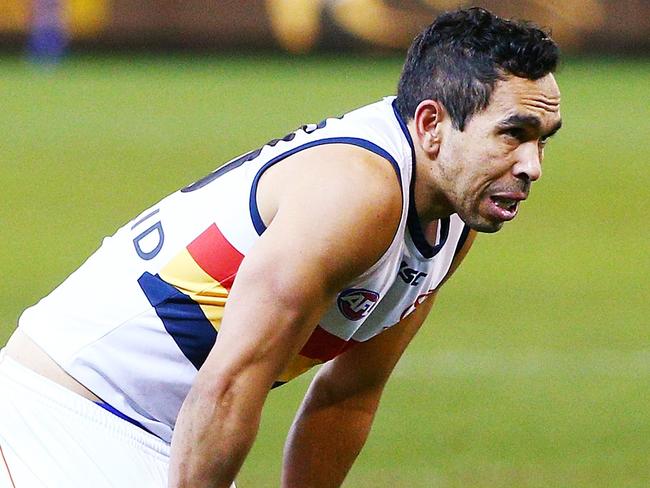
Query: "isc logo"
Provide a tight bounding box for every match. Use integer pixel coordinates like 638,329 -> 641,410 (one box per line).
398,260 -> 427,286
337,288 -> 379,321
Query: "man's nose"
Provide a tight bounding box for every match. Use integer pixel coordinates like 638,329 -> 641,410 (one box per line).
512,141 -> 542,182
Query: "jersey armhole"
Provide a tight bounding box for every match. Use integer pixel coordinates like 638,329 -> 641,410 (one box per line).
248,137 -> 404,235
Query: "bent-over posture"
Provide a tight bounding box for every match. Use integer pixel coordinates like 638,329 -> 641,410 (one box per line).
0,8 -> 562,488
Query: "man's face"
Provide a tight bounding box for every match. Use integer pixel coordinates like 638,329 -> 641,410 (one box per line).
435,74 -> 562,232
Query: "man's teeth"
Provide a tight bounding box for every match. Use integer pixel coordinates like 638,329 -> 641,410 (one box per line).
493,198 -> 516,210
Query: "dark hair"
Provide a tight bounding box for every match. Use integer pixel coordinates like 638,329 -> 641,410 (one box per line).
395,7 -> 559,130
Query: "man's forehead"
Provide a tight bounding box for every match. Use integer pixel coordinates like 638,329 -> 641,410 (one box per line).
487,74 -> 561,126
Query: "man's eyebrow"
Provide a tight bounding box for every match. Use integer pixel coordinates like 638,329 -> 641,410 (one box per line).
543,119 -> 563,139
498,115 -> 563,139
497,114 -> 542,130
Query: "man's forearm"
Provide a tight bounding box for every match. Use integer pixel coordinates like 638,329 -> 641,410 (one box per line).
282,375 -> 382,488
168,374 -> 265,488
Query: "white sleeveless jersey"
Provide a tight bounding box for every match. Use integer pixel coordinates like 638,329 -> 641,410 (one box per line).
18,97 -> 470,442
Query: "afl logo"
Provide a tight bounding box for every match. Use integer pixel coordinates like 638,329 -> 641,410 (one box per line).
337,288 -> 379,321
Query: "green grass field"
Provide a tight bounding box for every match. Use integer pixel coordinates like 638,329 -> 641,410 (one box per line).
1,54 -> 648,487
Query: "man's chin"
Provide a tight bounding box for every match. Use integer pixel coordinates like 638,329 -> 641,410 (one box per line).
462,214 -> 505,233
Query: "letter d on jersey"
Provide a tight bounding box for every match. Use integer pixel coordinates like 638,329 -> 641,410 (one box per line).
337,288 -> 379,321
133,221 -> 165,260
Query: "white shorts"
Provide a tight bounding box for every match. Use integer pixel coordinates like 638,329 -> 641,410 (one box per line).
0,350 -> 170,487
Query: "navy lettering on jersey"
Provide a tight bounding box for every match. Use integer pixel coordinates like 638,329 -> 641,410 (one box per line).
398,261 -> 427,286
132,209 -> 165,260
133,222 -> 165,260
181,115 -> 344,193
181,150 -> 256,193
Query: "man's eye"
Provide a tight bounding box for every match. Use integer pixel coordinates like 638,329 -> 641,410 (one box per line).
502,128 -> 524,141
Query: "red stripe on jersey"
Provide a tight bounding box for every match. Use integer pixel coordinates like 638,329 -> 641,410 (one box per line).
187,224 -> 244,290
300,325 -> 358,362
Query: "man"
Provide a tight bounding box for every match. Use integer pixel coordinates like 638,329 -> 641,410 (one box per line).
0,7 -> 562,488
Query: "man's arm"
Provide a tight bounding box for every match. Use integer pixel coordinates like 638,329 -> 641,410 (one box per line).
168,145 -> 403,488
281,230 -> 476,488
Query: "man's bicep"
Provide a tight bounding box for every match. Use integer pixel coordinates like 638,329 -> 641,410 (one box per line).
255,145 -> 403,296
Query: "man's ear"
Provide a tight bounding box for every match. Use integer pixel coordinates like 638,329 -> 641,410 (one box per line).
413,100 -> 446,158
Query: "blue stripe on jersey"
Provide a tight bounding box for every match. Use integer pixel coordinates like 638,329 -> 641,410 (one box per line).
137,272 -> 217,370
95,401 -> 154,434
248,137 -> 403,235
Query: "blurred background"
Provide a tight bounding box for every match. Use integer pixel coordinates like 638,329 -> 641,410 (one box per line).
1,1 -> 649,487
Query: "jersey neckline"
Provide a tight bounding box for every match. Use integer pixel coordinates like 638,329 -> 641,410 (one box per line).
391,99 -> 450,259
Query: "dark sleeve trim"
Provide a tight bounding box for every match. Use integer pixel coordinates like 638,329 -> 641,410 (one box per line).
249,137 -> 403,235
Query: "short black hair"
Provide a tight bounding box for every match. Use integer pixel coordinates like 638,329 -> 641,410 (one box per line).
395,7 -> 559,130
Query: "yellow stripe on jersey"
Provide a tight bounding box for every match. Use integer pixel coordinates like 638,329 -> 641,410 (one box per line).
158,247 -> 229,329
277,354 -> 323,384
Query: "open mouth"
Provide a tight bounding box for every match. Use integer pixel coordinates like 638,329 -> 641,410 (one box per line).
484,193 -> 525,222
490,196 -> 519,213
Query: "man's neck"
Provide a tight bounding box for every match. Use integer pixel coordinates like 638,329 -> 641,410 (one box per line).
408,122 -> 454,226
